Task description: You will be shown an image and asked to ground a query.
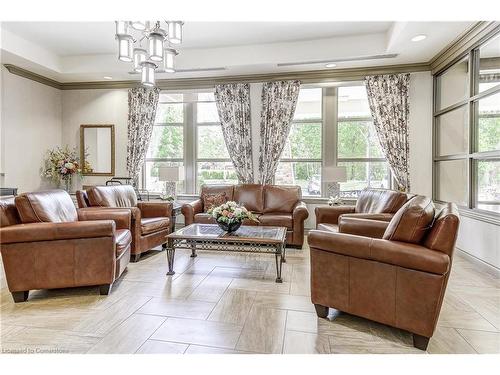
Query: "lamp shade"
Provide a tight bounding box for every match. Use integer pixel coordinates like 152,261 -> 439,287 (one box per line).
158,166 -> 185,182
323,166 -> 347,182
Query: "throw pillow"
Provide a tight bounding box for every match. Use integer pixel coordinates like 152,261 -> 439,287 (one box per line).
202,193 -> 227,213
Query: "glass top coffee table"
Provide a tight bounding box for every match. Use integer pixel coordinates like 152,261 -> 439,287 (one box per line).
165,224 -> 287,283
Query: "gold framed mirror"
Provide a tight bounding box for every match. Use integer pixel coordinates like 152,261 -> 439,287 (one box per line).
80,124 -> 115,176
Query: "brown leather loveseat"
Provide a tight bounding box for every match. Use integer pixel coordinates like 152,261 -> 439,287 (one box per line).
315,188 -> 414,236
181,184 -> 309,247
76,185 -> 172,262
308,196 -> 460,350
0,190 -> 132,302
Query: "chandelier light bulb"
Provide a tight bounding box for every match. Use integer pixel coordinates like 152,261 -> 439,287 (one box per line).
141,61 -> 157,87
163,48 -> 178,73
131,21 -> 147,31
133,48 -> 147,72
117,35 -> 133,62
115,21 -> 129,35
167,21 -> 183,44
149,31 -> 165,62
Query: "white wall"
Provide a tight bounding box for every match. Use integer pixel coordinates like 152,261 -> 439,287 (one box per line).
61,89 -> 128,190
0,66 -> 62,193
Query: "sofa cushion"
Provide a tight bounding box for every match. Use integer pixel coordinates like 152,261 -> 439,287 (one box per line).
258,213 -> 293,229
115,229 -> 132,256
233,184 -> 264,213
87,185 -> 138,208
200,185 -> 234,202
383,195 -> 435,244
263,185 -> 301,213
317,223 -> 339,233
141,217 -> 170,235
423,203 -> 460,257
355,188 -> 413,214
202,192 -> 227,213
0,198 -> 21,227
15,190 -> 78,223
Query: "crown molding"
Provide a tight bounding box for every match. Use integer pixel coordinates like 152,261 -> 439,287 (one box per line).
430,21 -> 500,74
3,62 -> 431,91
7,21 -> 499,91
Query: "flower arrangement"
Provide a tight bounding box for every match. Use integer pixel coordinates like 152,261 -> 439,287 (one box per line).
208,201 -> 258,233
42,146 -> 82,191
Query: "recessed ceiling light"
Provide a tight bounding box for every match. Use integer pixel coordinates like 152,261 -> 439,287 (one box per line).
103,76 -> 113,80
325,63 -> 337,68
411,35 -> 427,42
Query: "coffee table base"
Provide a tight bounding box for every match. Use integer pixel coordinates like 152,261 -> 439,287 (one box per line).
166,239 -> 286,283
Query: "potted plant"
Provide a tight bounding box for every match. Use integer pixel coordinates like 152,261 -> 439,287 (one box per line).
208,201 -> 258,233
42,146 -> 82,192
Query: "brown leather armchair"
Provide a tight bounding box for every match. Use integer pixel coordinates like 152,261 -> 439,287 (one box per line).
315,188 -> 414,233
0,190 -> 132,302
76,185 -> 172,262
308,196 -> 460,350
181,184 -> 309,247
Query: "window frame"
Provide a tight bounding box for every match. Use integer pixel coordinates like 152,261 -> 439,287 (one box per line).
432,30 -> 500,218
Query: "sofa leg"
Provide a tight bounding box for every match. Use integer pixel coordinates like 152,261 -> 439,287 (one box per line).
99,284 -> 113,295
12,291 -> 29,303
161,243 -> 167,250
314,304 -> 329,318
131,253 -> 141,262
413,334 -> 430,350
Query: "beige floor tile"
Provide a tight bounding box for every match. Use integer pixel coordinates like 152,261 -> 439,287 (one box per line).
427,326 -> 476,354
229,278 -> 291,294
137,297 -> 216,320
457,329 -> 500,354
236,306 -> 287,354
1,327 -> 101,354
87,313 -> 166,353
187,275 -> 232,303
253,293 -> 315,313
136,339 -> 188,354
151,317 -> 243,349
283,330 -> 330,354
290,264 -> 311,296
437,308 -> 498,332
208,289 -> 257,325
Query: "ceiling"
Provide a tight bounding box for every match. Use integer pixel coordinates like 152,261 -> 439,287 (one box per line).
0,21 -> 475,82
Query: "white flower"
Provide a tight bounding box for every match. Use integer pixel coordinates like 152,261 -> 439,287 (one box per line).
64,162 -> 74,169
233,208 -> 242,216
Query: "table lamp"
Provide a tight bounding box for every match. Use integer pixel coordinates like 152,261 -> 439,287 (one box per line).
158,166 -> 184,200
322,166 -> 347,198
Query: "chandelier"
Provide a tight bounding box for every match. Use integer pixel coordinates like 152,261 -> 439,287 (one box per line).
115,21 -> 183,87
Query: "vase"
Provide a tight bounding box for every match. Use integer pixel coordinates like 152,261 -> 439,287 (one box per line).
62,178 -> 72,193
217,221 -> 242,233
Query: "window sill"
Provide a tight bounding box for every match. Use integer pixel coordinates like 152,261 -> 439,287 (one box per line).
457,207 -> 500,226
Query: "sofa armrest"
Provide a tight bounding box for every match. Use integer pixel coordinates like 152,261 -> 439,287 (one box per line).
292,201 -> 309,222
338,217 -> 389,239
77,207 -> 131,230
137,201 -> 173,218
181,200 -> 203,226
339,213 -> 393,222
0,221 -> 115,245
308,230 -> 450,275
315,205 -> 356,226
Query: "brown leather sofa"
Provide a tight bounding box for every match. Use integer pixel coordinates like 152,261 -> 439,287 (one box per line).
308,196 -> 460,350
76,185 -> 172,262
181,184 -> 309,247
315,188 -> 414,234
0,190 -> 132,302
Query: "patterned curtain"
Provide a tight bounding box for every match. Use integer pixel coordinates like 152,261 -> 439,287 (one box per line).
126,86 -> 160,184
258,80 -> 301,185
364,74 -> 411,192
214,83 -> 254,183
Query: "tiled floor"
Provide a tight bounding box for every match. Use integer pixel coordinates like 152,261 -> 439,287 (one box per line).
1,238 -> 499,354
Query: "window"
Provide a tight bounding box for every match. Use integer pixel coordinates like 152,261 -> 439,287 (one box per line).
143,93 -> 185,193
275,88 -> 322,196
143,91 -> 233,194
195,92 -> 237,191
433,31 -> 500,215
337,86 -> 390,197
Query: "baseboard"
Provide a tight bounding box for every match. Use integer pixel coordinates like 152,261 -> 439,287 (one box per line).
456,247 -> 500,277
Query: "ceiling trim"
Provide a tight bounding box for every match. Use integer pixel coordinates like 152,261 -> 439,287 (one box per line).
3,62 -> 431,90
430,21 -> 500,74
